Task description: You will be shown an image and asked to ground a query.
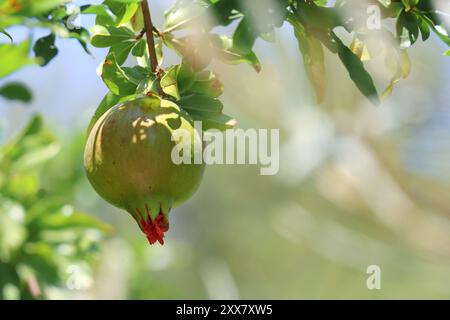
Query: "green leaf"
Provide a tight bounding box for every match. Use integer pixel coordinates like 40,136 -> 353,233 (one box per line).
209,35 -> 261,72
4,172 -> 39,202
121,65 -> 148,84
11,141 -> 60,173
0,82 -> 33,103
14,115 -> 43,139
179,94 -> 223,114
190,112 -> 236,131
36,211 -> 112,234
0,200 -> 26,261
0,39 -> 34,78
67,27 -> 92,55
136,76 -> 158,95
296,0 -> 342,30
130,5 -> 144,31
420,14 -> 450,46
289,15 -> 326,103
191,71 -> 223,98
176,67 -> 233,131
0,16 -> 24,30
205,0 -> 241,27
96,0 -> 140,27
17,0 -> 66,16
396,10 -> 419,47
227,0 -> 288,49
81,4 -> 117,26
1,115 -> 60,173
174,64 -> 234,131
50,6 -> 68,21
131,39 -> 146,57
108,40 -> 135,65
160,66 -> 180,100
101,53 -> 138,95
26,197 -> 68,223
176,63 -> 223,99
176,62 -> 196,93
331,33 -> 379,105
33,33 -> 58,67
418,16 -> 430,41
136,39 -> 162,68
91,26 -> 135,48
21,243 -> 59,284
233,17 -> 259,53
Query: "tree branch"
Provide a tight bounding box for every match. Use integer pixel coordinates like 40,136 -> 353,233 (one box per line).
141,0 -> 159,75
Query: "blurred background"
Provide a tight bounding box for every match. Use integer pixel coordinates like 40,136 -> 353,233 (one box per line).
1,0 -> 450,299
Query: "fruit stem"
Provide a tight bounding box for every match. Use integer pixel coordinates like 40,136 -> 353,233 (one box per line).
141,0 -> 162,88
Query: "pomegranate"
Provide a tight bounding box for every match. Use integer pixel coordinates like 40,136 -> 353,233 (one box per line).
84,97 -> 205,245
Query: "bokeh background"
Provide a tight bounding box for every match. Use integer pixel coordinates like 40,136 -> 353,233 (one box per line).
2,0 -> 450,299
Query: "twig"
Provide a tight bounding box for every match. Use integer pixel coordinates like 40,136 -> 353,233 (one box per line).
152,26 -> 163,37
141,0 -> 160,75
135,28 -> 146,40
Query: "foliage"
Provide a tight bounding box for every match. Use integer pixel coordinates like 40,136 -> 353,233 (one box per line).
92,0 -> 450,108
85,0 -> 450,122
0,1 -> 111,299
1,1 -> 449,119
0,115 -> 111,299
159,0 -> 450,105
0,0 -> 91,102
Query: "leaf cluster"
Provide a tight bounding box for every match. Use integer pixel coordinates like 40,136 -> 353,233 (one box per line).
0,115 -> 110,299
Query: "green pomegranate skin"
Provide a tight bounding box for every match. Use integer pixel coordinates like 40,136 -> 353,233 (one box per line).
84,97 -> 205,244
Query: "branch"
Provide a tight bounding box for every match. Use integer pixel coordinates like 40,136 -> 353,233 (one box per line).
141,0 -> 159,75
135,28 -> 146,40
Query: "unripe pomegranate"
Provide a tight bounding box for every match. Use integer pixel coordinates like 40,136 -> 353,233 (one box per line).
84,97 -> 205,245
